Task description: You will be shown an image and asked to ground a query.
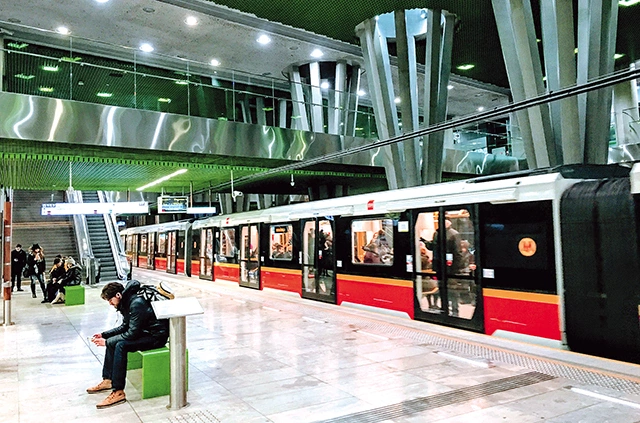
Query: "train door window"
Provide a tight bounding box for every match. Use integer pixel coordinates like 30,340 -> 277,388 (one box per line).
302,221 -> 316,293
351,218 -> 394,266
158,233 -> 167,258
270,225 -> 293,260
138,234 -> 148,267
201,229 -> 214,277
415,209 -> 478,320
147,233 -> 155,269
302,219 -> 336,302
219,228 -> 237,261
167,231 -> 177,273
240,225 -> 260,288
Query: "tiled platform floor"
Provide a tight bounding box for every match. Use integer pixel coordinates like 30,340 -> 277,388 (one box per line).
1,268 -> 640,423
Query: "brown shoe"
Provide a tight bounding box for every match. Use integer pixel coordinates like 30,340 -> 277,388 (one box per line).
86,379 -> 112,394
96,390 -> 126,409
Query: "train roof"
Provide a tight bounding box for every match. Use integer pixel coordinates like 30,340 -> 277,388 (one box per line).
120,219 -> 191,235
194,165 -> 628,228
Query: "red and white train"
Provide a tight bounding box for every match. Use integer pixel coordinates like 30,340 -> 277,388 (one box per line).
120,164 -> 640,364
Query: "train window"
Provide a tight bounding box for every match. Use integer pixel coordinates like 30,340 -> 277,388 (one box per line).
157,233 -> 167,257
351,219 -> 394,266
270,225 -> 293,260
219,228 -> 237,258
139,235 -> 148,256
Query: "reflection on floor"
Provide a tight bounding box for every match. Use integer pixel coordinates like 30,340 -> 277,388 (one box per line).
1,268 -> 640,423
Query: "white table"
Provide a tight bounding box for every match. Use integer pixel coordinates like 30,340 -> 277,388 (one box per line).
151,297 -> 204,410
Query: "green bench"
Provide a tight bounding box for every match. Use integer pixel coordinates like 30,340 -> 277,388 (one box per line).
127,347 -> 189,399
65,285 -> 85,306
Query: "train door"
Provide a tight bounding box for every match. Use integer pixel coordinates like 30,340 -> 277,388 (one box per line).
131,234 -> 139,266
301,218 -> 336,303
178,230 -> 187,275
414,207 -> 482,332
147,232 -> 156,270
138,234 -> 148,267
200,228 -> 215,280
166,230 -> 177,274
239,224 -> 260,289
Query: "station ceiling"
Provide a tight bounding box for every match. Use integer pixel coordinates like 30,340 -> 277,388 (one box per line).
1,0 -> 638,194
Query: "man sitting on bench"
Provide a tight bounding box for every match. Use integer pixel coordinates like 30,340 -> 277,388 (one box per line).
87,281 -> 169,409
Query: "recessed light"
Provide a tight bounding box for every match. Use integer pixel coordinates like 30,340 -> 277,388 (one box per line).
175,80 -> 189,85
139,43 -> 154,53
158,98 -> 171,103
97,92 -> 113,98
289,46 -> 299,50
42,65 -> 59,72
39,87 -> 54,93
185,16 -> 198,26
357,90 -> 366,96
619,0 -> 640,6
56,26 -> 70,35
614,53 -> 625,59
95,0 -> 110,3
394,97 -> 401,104
477,106 -> 485,112
310,49 -> 324,58
142,7 -> 155,13
457,64 -> 475,71
210,59 -> 220,67
447,85 -> 454,90
14,74 -> 35,80
257,34 -> 271,45
320,81 -> 330,89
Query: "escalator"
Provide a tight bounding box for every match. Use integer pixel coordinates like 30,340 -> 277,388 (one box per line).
81,191 -> 119,282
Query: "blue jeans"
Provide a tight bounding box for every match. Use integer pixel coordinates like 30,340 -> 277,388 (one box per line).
102,336 -> 168,391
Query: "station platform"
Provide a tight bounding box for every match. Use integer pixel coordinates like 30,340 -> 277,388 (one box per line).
2,268 -> 640,423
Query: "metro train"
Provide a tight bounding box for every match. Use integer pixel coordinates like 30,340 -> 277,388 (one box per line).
120,163 -> 640,364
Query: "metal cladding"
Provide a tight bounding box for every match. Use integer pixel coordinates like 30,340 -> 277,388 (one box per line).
0,91 -> 379,166
356,9 -> 456,188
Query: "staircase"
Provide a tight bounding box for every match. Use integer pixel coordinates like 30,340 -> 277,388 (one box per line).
12,190 -> 78,259
82,191 -> 119,282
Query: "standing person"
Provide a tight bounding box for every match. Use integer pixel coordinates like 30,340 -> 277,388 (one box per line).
10,244 -> 27,292
26,244 -> 46,301
88,280 -> 169,409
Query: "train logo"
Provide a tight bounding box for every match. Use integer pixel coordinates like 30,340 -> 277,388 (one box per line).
518,237 -> 537,257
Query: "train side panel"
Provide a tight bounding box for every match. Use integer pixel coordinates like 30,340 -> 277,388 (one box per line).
337,275 -> 414,318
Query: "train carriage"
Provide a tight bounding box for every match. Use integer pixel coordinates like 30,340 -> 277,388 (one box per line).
121,164 -> 640,363
120,220 -> 193,276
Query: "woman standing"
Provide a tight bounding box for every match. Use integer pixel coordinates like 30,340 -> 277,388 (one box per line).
27,244 -> 47,301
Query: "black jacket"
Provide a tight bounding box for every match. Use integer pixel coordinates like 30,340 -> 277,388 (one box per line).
59,264 -> 82,286
102,280 -> 169,347
11,249 -> 27,272
26,253 -> 46,277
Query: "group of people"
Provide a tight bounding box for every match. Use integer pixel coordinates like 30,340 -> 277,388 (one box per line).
10,243 -> 82,304
362,229 -> 392,264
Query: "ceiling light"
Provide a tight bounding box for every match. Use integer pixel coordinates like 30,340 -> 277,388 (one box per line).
320,81 -> 330,89
456,64 -> 475,71
142,7 -> 155,13
257,34 -> 271,45
95,0 -> 110,3
619,0 -> 640,6
185,16 -> 198,26
7,42 -> 28,49
139,43 -> 154,53
210,59 -> 220,67
14,73 -> 35,80
447,85 -> 454,90
56,26 -> 70,35
394,97 -> 401,104
158,98 -> 171,103
136,169 -> 188,191
477,106 -> 485,112
357,90 -> 366,96
175,80 -> 189,85
96,92 -> 113,98
39,87 -> 54,93
310,49 -> 324,58
42,65 -> 59,72
614,53 -> 625,59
